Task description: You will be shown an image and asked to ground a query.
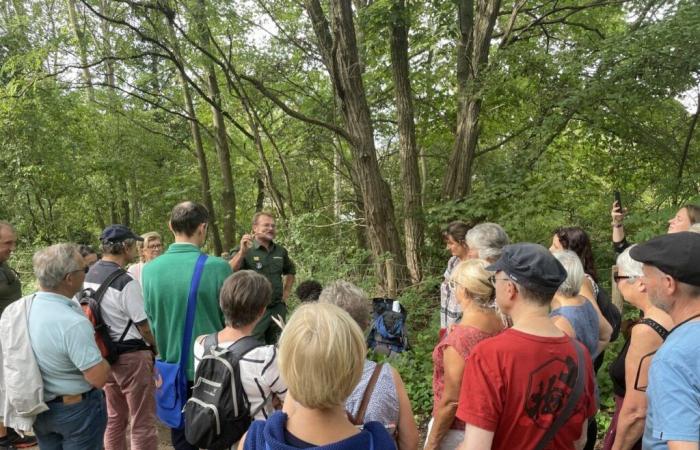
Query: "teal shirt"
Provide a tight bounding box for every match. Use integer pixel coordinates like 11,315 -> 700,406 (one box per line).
232,240 -> 295,304
27,292 -> 103,399
142,243 -> 230,380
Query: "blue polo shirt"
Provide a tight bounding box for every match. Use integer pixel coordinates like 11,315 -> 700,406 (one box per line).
27,291 -> 103,400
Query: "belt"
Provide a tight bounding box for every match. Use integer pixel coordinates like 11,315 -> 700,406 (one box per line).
47,388 -> 95,405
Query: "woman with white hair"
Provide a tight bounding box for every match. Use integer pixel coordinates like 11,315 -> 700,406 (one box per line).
601,246 -> 673,450
239,303 -> 396,450
550,250 -> 600,357
319,281 -> 419,450
465,223 -> 509,263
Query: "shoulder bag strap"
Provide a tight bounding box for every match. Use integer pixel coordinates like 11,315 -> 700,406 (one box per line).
533,340 -> 586,450
179,253 -> 208,368
351,363 -> 383,425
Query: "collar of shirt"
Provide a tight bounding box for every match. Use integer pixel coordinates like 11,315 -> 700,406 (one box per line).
253,239 -> 276,252
35,291 -> 82,312
165,243 -> 202,254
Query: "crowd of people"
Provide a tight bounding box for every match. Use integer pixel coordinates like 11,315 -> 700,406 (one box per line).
0,199 -> 698,450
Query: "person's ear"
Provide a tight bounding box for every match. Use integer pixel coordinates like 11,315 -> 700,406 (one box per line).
168,221 -> 174,234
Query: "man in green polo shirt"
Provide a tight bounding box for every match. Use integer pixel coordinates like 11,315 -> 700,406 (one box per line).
230,212 -> 295,344
142,202 -> 230,450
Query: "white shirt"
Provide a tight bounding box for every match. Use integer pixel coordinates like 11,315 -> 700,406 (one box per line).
193,336 -> 286,420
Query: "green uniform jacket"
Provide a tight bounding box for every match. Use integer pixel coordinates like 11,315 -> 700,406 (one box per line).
142,243 -> 230,380
232,240 -> 295,304
0,261 -> 22,316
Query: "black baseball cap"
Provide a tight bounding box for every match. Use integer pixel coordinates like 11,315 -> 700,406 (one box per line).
630,232 -> 700,286
99,225 -> 144,243
487,243 -> 567,295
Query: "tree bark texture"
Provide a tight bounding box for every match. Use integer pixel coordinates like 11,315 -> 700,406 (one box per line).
389,0 -> 423,284
315,0 -> 408,290
442,0 -> 501,200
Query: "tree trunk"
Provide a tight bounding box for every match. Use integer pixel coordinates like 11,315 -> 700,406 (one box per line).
66,0 -> 95,101
166,19 -> 223,255
304,0 -> 408,290
192,0 -> 236,250
442,0 -> 501,200
389,0 -> 423,284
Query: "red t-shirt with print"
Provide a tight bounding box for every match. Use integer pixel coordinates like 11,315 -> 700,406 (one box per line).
456,328 -> 597,450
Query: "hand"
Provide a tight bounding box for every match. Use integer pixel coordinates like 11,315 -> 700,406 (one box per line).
240,234 -> 254,252
611,201 -> 626,225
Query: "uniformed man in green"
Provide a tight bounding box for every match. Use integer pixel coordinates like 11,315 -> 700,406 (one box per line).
0,220 -> 38,448
230,212 -> 295,344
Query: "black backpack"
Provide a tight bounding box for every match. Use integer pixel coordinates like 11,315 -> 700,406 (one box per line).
367,297 -> 409,356
184,334 -> 263,450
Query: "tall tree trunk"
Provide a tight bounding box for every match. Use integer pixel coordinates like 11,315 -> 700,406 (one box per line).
193,0 -> 236,250
305,0 -> 408,291
442,0 -> 501,200
389,0 -> 423,284
100,0 -> 116,89
66,0 -> 95,101
166,19 -> 223,254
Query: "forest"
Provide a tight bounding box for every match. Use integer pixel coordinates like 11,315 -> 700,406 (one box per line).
1,0 -> 699,435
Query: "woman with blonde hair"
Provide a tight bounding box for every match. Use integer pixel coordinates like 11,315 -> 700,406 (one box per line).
239,303 -> 396,450
425,259 -> 503,449
127,231 -> 162,283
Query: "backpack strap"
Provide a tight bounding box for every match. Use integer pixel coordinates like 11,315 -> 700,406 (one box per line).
202,333 -> 218,356
225,335 -> 264,361
94,268 -> 127,306
533,340 -> 586,450
349,363 -> 383,425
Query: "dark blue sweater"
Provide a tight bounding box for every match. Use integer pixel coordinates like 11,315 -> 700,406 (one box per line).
243,411 -> 396,450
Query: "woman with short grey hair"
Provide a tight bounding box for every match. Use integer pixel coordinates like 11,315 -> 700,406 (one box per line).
465,223 -> 509,262
601,247 -> 673,450
549,250 -> 600,358
319,281 -> 419,450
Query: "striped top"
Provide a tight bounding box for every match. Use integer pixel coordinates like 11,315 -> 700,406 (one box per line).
193,337 -> 287,420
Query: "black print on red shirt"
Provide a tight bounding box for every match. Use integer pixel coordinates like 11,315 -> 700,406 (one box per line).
524,356 -> 578,428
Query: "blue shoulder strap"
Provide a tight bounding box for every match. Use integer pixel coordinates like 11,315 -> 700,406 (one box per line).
179,253 -> 208,368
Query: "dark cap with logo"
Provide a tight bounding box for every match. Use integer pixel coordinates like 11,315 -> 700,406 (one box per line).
487,243 -> 567,295
630,232 -> 700,286
99,225 -> 143,243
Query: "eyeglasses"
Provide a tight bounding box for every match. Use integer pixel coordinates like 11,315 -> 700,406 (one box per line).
65,266 -> 89,278
147,244 -> 163,250
488,275 -> 511,285
613,274 -> 633,283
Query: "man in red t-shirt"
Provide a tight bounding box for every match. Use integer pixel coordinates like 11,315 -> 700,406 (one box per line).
456,243 -> 597,450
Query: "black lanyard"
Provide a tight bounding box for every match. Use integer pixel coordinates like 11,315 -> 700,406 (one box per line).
668,312 -> 700,335
634,312 -> 700,392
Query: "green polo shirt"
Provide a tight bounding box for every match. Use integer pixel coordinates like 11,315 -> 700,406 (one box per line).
142,243 -> 230,380
0,261 -> 22,316
232,240 -> 295,304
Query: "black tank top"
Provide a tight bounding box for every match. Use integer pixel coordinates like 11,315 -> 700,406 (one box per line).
608,318 -> 669,397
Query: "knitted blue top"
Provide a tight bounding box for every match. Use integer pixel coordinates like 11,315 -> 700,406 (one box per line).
243,411 -> 396,450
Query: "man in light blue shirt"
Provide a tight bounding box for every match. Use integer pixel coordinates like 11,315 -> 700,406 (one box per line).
28,243 -> 111,450
630,232 -> 700,450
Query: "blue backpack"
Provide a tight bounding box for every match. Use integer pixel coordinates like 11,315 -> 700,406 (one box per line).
367,298 -> 409,356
